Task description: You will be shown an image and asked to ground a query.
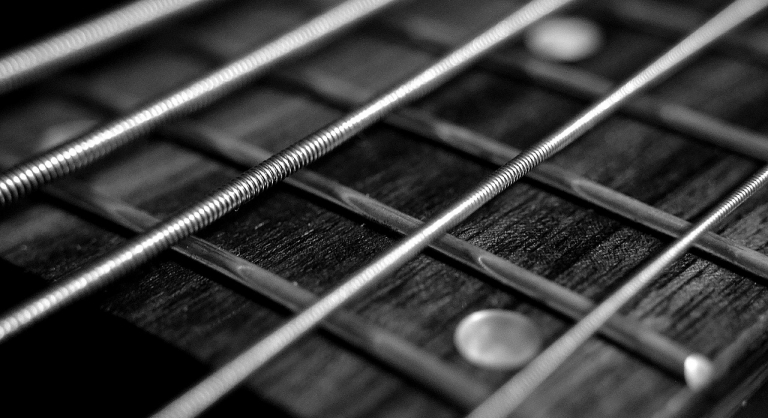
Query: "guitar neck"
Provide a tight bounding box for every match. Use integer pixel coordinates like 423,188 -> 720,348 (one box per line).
1,0 -> 768,417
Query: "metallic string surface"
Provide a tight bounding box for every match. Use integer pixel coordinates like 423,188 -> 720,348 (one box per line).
468,164 -> 768,418
464,1 -> 768,416
386,15 -> 768,161
0,0 -> 220,94
21,65 -> 703,382
150,0 -> 768,417
34,173 -> 490,410
0,0 -> 404,337
0,0 -> 400,208
0,0 -> 573,367
17,61 -> 709,383
269,65 -> 768,278
147,0 -> 581,416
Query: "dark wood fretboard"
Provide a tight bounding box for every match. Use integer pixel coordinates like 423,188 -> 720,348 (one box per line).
1,0 -> 768,417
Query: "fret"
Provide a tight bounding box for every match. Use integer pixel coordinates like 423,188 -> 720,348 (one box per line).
0,0 -> 573,353
3,171 -> 488,410
155,1 -> 768,416
377,15 -> 768,160
467,0 -> 768,415
0,0 -> 401,208
46,76 -> 698,381
169,21 -> 768,165
270,72 -> 768,279
606,0 -> 768,67
155,30 -> 768,291
173,121 -> 697,369
0,0 -> 222,94
469,168 -> 768,418
135,31 -> 768,281
60,32 -> 768,282
45,65 -> 768,392
2,0 -> 768,417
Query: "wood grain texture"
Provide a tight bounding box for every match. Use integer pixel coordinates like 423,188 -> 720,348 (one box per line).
1,0 -> 768,417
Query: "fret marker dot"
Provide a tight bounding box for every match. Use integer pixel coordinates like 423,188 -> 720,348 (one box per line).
684,354 -> 715,391
525,16 -> 604,62
454,309 -> 542,370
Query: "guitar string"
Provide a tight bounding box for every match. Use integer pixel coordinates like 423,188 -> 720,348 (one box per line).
39,0 -> 759,414
271,73 -> 768,279
467,161 -> 768,417
380,18 -> 768,161
0,2 -> 760,418
295,0 -> 768,161
466,1 -> 768,416
0,0 -> 403,208
169,122 -> 697,374
135,3 -> 768,417
49,77 -> 695,381
0,0 -> 223,94
169,27 -> 768,281
265,0 -> 768,161
3,0 -> 764,410
606,0 -> 768,67
3,0 -> 764,414
143,1 -> 586,416
468,169 -> 768,418
0,0 -> 575,377
0,158 -> 491,410
154,0 -> 768,416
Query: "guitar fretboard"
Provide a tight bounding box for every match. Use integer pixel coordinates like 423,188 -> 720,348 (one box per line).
1,0 -> 768,417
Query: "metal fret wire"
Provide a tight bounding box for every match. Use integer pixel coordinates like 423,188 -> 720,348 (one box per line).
467,167 -> 768,418
52,79 -> 695,380
35,68 -> 701,410
0,0 -> 572,358
47,58 -> 722,397
173,18 -> 768,168
306,0 -> 768,161
166,34 -> 768,280
6,173 -> 486,410
154,0 -> 768,416
0,0 -> 222,94
49,44 -> 768,358
608,0 -> 768,67
146,1 -> 581,416
383,20 -> 768,161
0,0 -> 400,208
270,72 -> 768,280
466,2 -> 768,415
170,122 -> 696,374
1,0 -> 763,414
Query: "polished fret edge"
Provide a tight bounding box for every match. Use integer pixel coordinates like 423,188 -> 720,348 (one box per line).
41,71 -> 700,383
604,0 -> 768,67
0,0 -> 402,209
168,118 -> 736,396
468,1 -> 768,415
272,70 -> 768,281
156,27 -> 768,283
4,0 -> 768,416
379,11 -> 768,161
0,154 -> 491,411
42,49 -> 768,397
166,119 -> 696,378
